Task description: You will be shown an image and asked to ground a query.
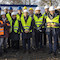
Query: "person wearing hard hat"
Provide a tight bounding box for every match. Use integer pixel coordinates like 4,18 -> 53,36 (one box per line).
6,7 -> 13,22
6,7 -> 13,48
8,7 -> 13,13
4,7 -> 8,14
0,11 -> 10,56
9,12 -> 20,50
23,6 -> 27,11
17,6 -> 23,20
29,8 -> 35,50
46,6 -> 60,56
34,7 -> 45,51
29,8 -> 34,17
16,6 -> 23,48
21,10 -> 34,53
42,5 -> 49,46
43,5 -> 49,17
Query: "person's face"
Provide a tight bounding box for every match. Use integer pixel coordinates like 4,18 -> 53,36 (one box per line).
12,15 -> 16,19
4,9 -> 8,13
29,10 -> 33,14
18,10 -> 22,14
2,14 -> 5,18
9,10 -> 13,13
35,10 -> 40,14
24,12 -> 28,17
50,10 -> 55,15
45,8 -> 49,13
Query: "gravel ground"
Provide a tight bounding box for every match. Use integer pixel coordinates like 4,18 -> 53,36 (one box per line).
0,46 -> 60,60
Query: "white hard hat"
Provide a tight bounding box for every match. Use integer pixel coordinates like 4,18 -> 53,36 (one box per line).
44,5 -> 49,9
11,12 -> 17,16
1,11 -> 6,15
4,7 -> 8,10
56,6 -> 60,9
49,6 -> 55,11
35,7 -> 41,11
23,10 -> 28,13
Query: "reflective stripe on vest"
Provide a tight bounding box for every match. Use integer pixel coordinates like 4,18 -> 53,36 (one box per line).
9,20 -> 19,33
7,14 -> 19,33
21,16 -> 32,32
46,15 -> 59,28
0,21 -> 4,35
34,15 -> 44,27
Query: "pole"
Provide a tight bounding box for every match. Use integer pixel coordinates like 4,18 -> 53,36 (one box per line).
25,0 -> 26,5
51,0 -> 52,6
29,0 -> 31,5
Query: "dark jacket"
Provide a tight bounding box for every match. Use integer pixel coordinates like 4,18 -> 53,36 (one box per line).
0,18 -> 10,38
10,17 -> 20,40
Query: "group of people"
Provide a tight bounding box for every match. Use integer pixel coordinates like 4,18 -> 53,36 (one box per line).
0,5 -> 60,57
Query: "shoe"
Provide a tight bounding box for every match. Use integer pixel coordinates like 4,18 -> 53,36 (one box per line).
4,49 -> 7,53
54,52 -> 57,56
0,53 -> 2,57
23,50 -> 26,53
28,50 -> 31,54
48,51 -> 53,54
35,48 -> 39,52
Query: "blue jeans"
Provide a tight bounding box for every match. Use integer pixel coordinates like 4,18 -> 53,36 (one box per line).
47,28 -> 58,52
22,33 -> 31,50
35,30 -> 42,49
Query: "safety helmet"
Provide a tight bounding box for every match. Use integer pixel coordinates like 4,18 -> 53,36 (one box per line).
29,8 -> 33,11
8,7 -> 13,10
23,6 -> 27,10
44,5 -> 49,9
49,6 -> 55,11
35,7 -> 41,11
56,6 -> 60,9
0,7 -> 1,10
11,12 -> 17,16
17,6 -> 22,10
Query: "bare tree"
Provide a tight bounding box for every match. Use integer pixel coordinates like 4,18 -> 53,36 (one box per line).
38,0 -> 58,6
29,0 -> 31,5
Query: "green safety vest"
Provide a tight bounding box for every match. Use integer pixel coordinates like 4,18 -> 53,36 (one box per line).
21,16 -> 32,32
16,13 -> 23,21
9,19 -> 19,33
34,14 -> 44,28
42,12 -> 47,19
46,15 -> 59,28
6,13 -> 12,22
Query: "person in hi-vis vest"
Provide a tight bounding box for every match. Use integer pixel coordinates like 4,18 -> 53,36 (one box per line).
0,11 -> 10,56
9,12 -> 20,50
34,7 -> 45,52
6,7 -> 13,48
46,6 -> 60,56
20,10 -> 34,53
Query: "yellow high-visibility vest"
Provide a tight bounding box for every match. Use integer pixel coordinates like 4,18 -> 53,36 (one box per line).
46,15 -> 59,28
16,13 -> 23,21
34,14 -> 44,28
21,16 -> 32,32
6,13 -> 12,22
